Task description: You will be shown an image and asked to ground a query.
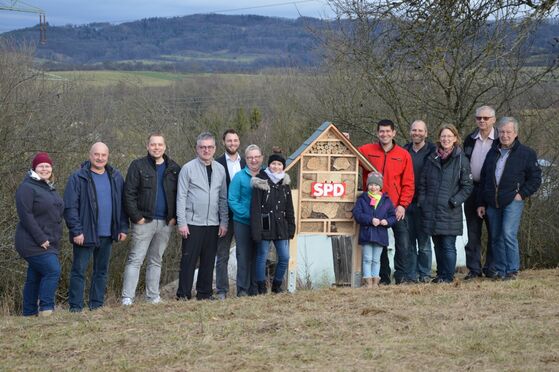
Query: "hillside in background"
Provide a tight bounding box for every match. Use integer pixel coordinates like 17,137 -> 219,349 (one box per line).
2,14 -> 558,73
2,14 -> 325,72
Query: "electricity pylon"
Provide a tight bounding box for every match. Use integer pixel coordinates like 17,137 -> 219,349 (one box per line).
0,0 -> 46,43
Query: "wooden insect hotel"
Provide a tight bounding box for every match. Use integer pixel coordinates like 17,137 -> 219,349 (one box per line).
285,122 -> 376,289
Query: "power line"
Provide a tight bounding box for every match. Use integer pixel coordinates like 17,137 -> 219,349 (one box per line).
210,0 -> 318,14
49,0 -> 323,27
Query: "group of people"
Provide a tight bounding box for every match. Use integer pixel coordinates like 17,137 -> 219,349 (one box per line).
14,129 -> 295,316
355,106 -> 542,287
13,105 -> 542,316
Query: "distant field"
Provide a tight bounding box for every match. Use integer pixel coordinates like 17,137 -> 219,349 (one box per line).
45,70 -> 271,87
1,269 -> 558,370
160,52 -> 265,63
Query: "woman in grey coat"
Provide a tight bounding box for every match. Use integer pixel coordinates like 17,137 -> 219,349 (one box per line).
418,124 -> 473,283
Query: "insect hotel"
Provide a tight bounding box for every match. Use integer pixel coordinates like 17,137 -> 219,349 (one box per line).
285,122 -> 376,290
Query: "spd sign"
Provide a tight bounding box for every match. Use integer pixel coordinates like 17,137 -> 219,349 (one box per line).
311,182 -> 346,197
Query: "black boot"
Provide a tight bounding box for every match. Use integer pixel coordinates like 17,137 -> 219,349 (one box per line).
271,280 -> 284,294
257,281 -> 267,295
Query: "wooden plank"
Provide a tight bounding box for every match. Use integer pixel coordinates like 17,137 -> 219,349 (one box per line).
287,190 -> 299,292
331,235 -> 353,286
351,232 -> 362,288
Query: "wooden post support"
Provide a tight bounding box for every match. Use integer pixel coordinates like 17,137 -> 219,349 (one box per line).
287,190 -> 299,293
351,234 -> 362,288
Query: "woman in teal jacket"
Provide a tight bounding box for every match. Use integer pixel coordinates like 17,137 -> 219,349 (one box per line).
228,144 -> 263,297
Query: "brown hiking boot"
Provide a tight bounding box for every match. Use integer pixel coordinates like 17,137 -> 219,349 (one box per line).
372,277 -> 380,288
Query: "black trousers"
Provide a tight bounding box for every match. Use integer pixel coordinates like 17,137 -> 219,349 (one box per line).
177,225 -> 219,300
464,184 -> 493,275
380,247 -> 391,284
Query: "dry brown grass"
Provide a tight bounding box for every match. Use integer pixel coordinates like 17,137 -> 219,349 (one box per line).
1,269 -> 559,371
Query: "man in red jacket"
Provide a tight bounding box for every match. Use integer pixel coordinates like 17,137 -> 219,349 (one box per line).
359,119 -> 415,284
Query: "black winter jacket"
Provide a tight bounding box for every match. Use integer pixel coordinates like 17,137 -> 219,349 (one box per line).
404,141 -> 436,203
15,174 -> 64,258
124,154 -> 180,224
250,171 -> 296,242
477,139 -> 542,209
418,147 -> 473,236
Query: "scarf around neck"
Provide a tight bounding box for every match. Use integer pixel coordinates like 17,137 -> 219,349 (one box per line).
29,170 -> 55,190
437,146 -> 454,160
264,167 -> 285,184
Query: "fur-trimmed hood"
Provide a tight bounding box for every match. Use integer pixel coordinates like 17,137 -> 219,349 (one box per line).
251,173 -> 291,191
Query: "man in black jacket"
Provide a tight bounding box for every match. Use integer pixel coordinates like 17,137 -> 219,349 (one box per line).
477,117 -> 541,280
404,120 -> 436,282
214,129 -> 246,299
462,105 -> 500,280
121,132 -> 180,305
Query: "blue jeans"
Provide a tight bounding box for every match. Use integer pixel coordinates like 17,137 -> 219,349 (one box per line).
234,222 -> 257,296
407,203 -> 432,280
69,237 -> 113,311
23,253 -> 61,316
486,200 -> 524,276
432,235 -> 457,282
362,243 -> 383,278
256,239 -> 289,282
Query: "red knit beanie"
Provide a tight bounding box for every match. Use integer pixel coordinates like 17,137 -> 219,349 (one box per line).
32,152 -> 53,170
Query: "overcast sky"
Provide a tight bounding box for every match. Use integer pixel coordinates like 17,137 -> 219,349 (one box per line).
0,0 -> 334,33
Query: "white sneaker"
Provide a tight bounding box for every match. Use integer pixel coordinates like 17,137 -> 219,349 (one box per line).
122,298 -> 133,306
147,297 -> 163,304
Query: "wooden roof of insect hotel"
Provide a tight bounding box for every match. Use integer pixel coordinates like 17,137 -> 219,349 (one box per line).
285,121 -> 376,172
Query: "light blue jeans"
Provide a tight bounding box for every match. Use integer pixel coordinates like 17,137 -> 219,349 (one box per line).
122,219 -> 172,302
486,200 -> 524,276
362,243 -> 383,278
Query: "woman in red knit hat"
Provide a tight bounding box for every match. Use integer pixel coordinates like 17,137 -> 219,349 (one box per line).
15,152 -> 64,316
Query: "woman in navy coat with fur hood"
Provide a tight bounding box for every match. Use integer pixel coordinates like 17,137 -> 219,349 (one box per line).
15,153 -> 64,316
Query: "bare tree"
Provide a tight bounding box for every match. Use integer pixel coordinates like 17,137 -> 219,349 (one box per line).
321,0 -> 559,136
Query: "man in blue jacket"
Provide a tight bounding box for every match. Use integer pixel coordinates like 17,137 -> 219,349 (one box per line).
64,142 -> 128,311
477,117 -> 542,280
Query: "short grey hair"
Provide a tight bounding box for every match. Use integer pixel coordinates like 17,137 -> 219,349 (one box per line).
498,117 -> 519,133
196,132 -> 215,145
475,105 -> 496,117
410,120 -> 427,131
245,144 -> 261,156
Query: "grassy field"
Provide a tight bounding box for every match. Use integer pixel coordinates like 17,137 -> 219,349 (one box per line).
1,269 -> 558,370
44,70 -> 272,87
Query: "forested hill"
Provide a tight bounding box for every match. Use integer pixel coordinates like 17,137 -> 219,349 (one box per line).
3,14 -> 326,72
3,14 -> 559,73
